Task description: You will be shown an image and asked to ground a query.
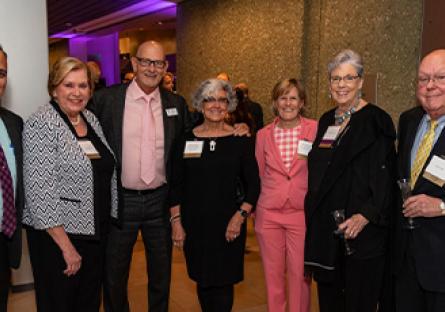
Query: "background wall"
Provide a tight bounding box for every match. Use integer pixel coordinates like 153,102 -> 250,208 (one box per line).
177,0 -> 306,122
177,0 -> 423,123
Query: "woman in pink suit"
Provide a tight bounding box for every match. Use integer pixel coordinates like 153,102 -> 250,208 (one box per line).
255,78 -> 317,312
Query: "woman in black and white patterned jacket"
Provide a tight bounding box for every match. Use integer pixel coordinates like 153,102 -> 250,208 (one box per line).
22,57 -> 118,312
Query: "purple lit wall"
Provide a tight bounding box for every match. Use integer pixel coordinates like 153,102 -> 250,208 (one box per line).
69,33 -> 120,86
87,33 -> 120,86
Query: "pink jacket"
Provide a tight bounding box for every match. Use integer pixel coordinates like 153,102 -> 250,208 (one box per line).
255,117 -> 318,210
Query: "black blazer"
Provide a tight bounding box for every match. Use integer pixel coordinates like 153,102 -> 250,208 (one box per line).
305,104 -> 396,271
88,84 -> 192,222
0,108 -> 23,269
395,106 -> 445,292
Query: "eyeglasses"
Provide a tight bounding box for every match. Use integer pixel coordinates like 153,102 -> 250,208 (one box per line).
134,57 -> 166,69
330,75 -> 360,85
417,75 -> 445,87
203,97 -> 229,105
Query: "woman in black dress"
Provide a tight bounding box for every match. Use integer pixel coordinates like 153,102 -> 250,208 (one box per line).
170,78 -> 260,311
304,50 -> 396,312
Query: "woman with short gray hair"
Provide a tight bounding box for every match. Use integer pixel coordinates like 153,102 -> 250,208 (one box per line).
169,78 -> 260,311
304,49 -> 396,311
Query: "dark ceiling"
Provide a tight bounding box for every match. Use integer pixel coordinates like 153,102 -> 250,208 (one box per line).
47,0 -> 145,35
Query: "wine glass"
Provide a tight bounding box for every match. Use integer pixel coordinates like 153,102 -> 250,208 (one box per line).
332,209 -> 355,256
397,178 -> 418,230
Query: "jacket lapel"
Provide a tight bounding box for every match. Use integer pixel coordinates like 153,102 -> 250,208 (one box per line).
266,120 -> 289,174
112,86 -> 127,164
401,108 -> 424,180
160,89 -> 175,167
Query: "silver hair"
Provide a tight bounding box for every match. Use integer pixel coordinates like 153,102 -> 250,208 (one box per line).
192,78 -> 237,112
0,44 -> 7,59
327,49 -> 363,77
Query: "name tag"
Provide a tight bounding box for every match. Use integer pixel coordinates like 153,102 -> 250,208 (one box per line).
319,126 -> 341,148
78,140 -> 101,159
166,108 -> 178,117
297,140 -> 313,158
423,155 -> 445,187
184,141 -> 203,158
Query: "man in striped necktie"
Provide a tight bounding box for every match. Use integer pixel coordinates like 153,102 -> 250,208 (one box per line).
395,49 -> 445,312
0,44 -> 24,312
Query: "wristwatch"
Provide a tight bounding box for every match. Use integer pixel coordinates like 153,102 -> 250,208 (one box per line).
440,201 -> 445,216
238,208 -> 249,218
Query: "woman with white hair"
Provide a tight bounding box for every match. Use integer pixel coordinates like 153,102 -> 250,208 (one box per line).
304,49 -> 396,311
169,78 -> 260,311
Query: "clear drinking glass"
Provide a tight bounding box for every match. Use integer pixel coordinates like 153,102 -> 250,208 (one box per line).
332,209 -> 355,256
397,178 -> 417,230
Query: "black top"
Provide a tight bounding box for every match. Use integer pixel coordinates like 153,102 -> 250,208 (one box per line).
51,101 -> 115,240
180,132 -> 260,287
304,104 -> 396,277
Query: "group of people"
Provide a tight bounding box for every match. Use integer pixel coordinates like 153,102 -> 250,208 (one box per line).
0,39 -> 445,312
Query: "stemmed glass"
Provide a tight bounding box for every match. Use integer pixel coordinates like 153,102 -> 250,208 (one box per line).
397,178 -> 417,230
332,209 -> 355,256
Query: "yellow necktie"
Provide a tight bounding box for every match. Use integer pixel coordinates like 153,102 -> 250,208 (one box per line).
411,119 -> 438,188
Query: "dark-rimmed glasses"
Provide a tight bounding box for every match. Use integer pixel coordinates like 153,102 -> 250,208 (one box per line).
330,75 -> 360,86
134,57 -> 166,69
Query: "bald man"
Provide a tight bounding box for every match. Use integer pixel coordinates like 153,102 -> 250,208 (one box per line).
395,49 -> 445,311
89,41 -> 191,312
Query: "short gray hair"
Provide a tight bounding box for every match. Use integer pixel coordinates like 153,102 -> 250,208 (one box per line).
0,44 -> 7,59
327,49 -> 363,77
192,79 -> 237,112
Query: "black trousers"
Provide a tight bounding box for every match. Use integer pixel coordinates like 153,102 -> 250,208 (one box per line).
197,284 -> 234,312
0,235 -> 10,312
395,239 -> 445,312
27,227 -> 107,312
103,186 -> 172,312
316,254 -> 385,312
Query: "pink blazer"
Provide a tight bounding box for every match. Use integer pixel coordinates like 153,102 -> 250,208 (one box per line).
255,117 -> 317,210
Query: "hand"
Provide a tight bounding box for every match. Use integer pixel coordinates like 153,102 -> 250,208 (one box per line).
403,194 -> 443,218
233,123 -> 251,137
62,246 -> 82,276
171,220 -> 186,249
225,212 -> 244,242
338,213 -> 369,239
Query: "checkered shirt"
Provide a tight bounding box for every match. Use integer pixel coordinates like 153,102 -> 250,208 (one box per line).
274,124 -> 301,170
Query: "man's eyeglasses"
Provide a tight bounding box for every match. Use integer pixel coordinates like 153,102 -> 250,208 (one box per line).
330,75 -> 360,85
203,97 -> 229,105
135,57 -> 166,69
417,75 -> 445,87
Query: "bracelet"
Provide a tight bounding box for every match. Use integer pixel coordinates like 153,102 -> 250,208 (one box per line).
169,214 -> 181,223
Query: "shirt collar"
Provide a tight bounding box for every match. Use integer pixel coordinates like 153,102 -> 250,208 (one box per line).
127,79 -> 161,104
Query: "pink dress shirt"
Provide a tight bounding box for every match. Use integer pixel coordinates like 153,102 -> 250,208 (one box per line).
121,80 -> 166,190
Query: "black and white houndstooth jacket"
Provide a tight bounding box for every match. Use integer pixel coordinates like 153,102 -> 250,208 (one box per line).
22,103 -> 118,235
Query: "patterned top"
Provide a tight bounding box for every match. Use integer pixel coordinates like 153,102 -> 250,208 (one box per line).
274,124 -> 301,170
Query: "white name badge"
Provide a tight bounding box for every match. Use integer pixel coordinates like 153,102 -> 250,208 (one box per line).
423,155 -> 445,187
78,140 -> 101,159
319,125 -> 341,148
297,140 -> 313,158
184,141 -> 203,158
166,108 -> 178,117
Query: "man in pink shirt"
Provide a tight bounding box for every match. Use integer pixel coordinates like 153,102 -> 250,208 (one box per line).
90,41 -> 191,312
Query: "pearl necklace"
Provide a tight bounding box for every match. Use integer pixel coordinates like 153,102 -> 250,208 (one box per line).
70,115 -> 81,126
